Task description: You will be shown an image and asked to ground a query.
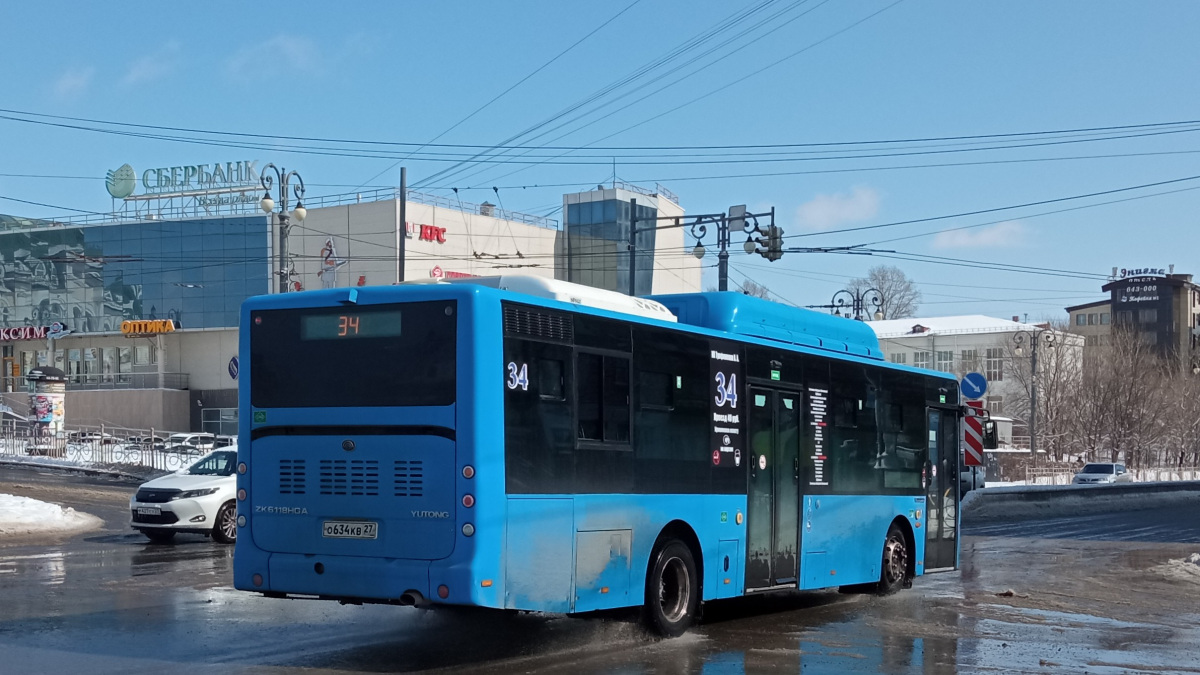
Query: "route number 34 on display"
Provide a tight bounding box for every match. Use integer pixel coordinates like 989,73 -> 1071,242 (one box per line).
714,372 -> 738,408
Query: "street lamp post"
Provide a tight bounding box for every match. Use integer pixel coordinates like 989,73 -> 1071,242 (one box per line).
808,288 -> 884,321
259,165 -> 306,293
1012,327 -> 1056,467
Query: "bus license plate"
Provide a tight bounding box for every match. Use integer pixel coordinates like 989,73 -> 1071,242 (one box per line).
322,521 -> 378,539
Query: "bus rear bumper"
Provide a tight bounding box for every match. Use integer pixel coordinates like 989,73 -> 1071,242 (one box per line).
238,552 -> 433,602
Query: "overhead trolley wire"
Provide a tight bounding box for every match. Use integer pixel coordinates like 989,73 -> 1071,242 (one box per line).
1,106 -> 1199,153
349,0 -> 644,192
412,0 -> 785,189
785,173 -> 1200,241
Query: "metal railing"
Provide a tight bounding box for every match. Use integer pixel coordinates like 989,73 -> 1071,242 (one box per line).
0,423 -> 228,473
1024,465 -> 1200,485
299,187 -> 561,229
64,372 -> 189,391
608,180 -> 679,205
1,372 -> 190,392
2,186 -> 561,233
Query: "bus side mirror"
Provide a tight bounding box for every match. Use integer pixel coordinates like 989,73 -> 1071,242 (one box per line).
982,420 -> 998,450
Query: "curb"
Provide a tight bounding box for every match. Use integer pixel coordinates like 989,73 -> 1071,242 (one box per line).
0,457 -> 149,482
963,481 -> 1200,521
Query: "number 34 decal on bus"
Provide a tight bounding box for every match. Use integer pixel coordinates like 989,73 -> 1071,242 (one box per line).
714,372 -> 738,408
506,362 -> 529,391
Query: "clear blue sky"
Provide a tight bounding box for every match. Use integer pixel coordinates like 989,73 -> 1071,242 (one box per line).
2,0 -> 1198,320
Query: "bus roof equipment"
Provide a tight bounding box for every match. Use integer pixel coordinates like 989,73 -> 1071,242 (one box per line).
652,292 -> 884,360
444,274 -> 678,323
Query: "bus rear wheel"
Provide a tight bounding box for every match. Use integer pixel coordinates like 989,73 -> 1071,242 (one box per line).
876,524 -> 909,595
643,539 -> 699,637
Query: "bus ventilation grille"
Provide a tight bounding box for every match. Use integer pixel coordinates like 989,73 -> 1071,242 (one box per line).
393,460 -> 424,497
504,305 -> 573,342
278,459 -> 307,495
318,459 -> 380,496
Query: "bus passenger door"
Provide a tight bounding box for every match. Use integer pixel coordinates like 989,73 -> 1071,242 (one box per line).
924,409 -> 958,570
746,387 -> 801,590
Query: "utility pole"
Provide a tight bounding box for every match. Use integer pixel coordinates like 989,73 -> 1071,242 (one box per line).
1013,328 -> 1055,468
398,167 -> 407,284
628,198 -> 638,296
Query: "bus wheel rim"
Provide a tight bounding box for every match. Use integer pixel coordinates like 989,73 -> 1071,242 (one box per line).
659,556 -> 690,623
884,534 -> 906,583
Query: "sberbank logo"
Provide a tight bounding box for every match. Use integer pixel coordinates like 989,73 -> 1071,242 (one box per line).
105,163 -> 136,199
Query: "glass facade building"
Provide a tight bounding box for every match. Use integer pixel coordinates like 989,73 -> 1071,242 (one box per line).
0,215 -> 270,333
566,198 -> 658,296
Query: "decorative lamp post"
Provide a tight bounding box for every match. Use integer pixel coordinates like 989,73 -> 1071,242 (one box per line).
259,165 -> 306,293
1012,327 -> 1055,467
810,288 -> 884,321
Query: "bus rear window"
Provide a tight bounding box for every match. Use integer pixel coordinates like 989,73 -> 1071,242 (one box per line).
250,301 -> 456,408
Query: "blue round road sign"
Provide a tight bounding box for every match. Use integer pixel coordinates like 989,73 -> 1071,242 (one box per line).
228,356 -> 239,381
960,372 -> 987,400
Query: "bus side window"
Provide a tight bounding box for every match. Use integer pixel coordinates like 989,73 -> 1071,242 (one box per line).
575,352 -> 630,444
504,338 -> 574,493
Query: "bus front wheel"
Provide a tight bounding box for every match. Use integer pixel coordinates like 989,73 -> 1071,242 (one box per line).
643,539 -> 699,637
876,524 -> 910,595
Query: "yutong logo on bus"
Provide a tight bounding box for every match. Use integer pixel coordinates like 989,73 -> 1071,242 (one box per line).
412,510 -> 451,519
256,505 -> 308,515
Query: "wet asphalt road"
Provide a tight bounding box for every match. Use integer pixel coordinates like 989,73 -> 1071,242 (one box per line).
2,465 -> 1199,674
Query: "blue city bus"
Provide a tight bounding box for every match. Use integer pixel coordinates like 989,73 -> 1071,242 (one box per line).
234,276 -> 963,636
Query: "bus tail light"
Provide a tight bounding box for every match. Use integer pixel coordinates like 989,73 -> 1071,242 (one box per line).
437,585 -> 449,599
462,523 -> 475,537
238,462 -> 247,475
462,465 -> 475,479
462,494 -> 474,508
252,574 -> 263,587
237,489 -> 247,501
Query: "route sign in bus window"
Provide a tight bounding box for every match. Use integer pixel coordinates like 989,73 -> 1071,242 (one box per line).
300,311 -> 403,340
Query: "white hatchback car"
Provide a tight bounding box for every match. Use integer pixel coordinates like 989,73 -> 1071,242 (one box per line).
130,449 -> 238,544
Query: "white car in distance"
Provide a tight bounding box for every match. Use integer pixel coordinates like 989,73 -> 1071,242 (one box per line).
130,449 -> 238,543
1071,462 -> 1133,485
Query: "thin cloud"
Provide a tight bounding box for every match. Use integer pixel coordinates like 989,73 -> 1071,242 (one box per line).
932,220 -> 1027,249
226,35 -> 319,82
795,186 -> 880,230
52,67 -> 95,99
122,41 -> 181,86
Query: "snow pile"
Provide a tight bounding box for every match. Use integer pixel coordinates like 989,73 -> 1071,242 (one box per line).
0,493 -> 102,537
1153,553 -> 1200,585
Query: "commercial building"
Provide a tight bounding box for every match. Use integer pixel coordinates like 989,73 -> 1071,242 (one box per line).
0,166 -> 701,432
564,182 -> 699,295
1065,266 -> 1200,371
1064,299 -> 1111,346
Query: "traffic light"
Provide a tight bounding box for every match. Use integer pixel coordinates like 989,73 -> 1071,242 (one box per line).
767,225 -> 784,261
744,219 -> 784,261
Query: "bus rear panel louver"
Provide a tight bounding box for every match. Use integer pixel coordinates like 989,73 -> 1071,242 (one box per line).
504,304 -> 573,343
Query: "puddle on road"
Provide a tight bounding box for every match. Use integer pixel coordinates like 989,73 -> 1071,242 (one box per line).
0,550 -> 66,584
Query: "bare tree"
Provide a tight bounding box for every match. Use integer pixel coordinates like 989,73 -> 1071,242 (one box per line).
1003,324 -> 1083,462
847,265 -> 921,319
739,279 -> 772,299
1062,328 -> 1172,469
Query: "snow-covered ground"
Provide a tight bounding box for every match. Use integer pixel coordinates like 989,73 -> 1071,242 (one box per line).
1154,553 -> 1200,586
0,493 -> 102,537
